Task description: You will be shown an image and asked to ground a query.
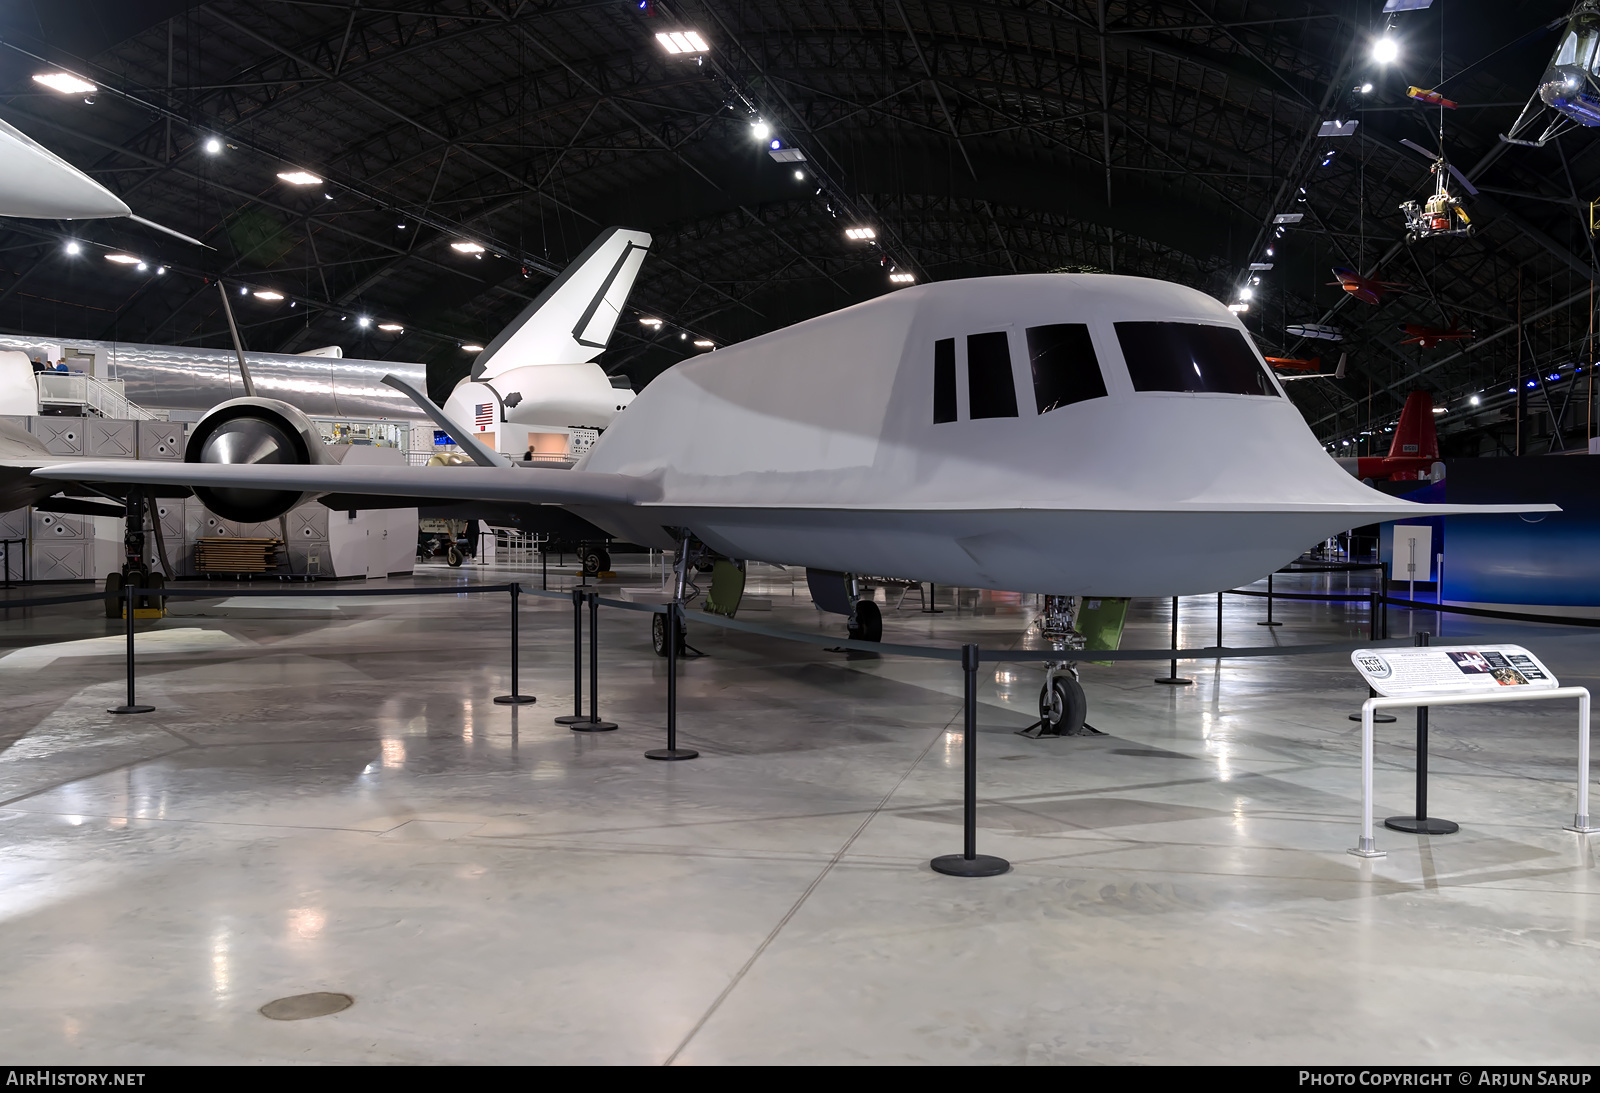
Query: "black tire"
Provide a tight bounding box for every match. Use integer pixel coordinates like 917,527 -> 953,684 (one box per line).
652,612 -> 685,657
104,571 -> 123,619
846,599 -> 883,642
1038,676 -> 1088,736
446,546 -> 463,567
146,571 -> 166,611
582,547 -> 605,576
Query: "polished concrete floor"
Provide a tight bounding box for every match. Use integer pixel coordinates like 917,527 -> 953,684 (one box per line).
0,560 -> 1596,1064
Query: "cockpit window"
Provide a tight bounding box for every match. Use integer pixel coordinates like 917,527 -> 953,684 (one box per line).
1115,322 -> 1280,397
1025,323 -> 1107,413
967,331 -> 1018,418
933,338 -> 956,423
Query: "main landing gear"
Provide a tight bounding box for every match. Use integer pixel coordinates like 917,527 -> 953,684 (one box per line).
846,598 -> 882,642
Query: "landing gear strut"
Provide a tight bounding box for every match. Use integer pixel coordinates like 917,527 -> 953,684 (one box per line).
1020,595 -> 1103,738
103,487 -> 167,619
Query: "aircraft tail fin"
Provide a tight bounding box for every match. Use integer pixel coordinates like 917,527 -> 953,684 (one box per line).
474,226 -> 651,381
1388,390 -> 1439,461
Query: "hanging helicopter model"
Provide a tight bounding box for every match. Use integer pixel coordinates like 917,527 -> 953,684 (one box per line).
1396,138 -> 1478,243
1502,1 -> 1600,146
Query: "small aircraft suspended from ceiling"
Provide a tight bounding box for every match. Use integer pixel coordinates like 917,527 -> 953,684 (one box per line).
1285,323 -> 1343,342
1396,139 -> 1478,243
1330,268 -> 1406,306
1502,2 -> 1600,146
1271,354 -> 1347,383
1398,319 -> 1476,348
1407,86 -> 1459,110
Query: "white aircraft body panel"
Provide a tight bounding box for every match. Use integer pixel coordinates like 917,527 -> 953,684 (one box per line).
445,363 -> 633,434
0,117 -> 131,219
0,333 -> 426,420
39,273 -> 1555,598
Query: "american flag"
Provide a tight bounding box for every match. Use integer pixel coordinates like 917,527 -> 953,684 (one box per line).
475,402 -> 494,429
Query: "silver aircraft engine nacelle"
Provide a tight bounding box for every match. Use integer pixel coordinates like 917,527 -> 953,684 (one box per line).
184,397 -> 336,522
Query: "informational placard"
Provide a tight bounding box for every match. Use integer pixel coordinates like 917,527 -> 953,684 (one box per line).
1351,645 -> 1559,698
1391,525 -> 1432,582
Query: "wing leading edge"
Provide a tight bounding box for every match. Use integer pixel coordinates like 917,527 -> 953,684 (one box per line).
32,461 -> 655,508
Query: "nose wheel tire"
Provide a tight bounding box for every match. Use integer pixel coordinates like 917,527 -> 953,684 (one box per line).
1039,676 -> 1088,737
846,599 -> 883,642
582,547 -> 611,576
446,546 -> 463,567
652,612 -> 685,657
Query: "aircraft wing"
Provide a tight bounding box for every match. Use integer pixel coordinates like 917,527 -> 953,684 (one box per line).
31,461 -> 655,508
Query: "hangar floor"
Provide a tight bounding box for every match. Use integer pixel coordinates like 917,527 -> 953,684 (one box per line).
0,562 -> 1595,1065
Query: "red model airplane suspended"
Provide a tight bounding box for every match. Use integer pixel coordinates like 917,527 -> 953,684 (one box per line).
1406,86 -> 1459,110
1335,390 -> 1440,482
1398,319 -> 1475,348
1265,355 -> 1321,371
1330,267 -> 1407,305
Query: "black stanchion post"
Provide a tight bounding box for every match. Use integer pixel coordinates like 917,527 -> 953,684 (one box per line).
932,644 -> 1009,877
1216,591 -> 1223,649
1351,591 -> 1397,723
494,583 -> 536,706
1154,596 -> 1193,685
572,591 -> 617,732
1258,572 -> 1283,626
555,587 -> 586,724
647,603 -> 697,760
109,583 -> 153,714
541,545 -> 548,591
1385,631 -> 1458,835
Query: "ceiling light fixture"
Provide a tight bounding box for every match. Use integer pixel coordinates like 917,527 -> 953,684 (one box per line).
64,241 -> 80,255
277,170 -> 322,186
104,253 -> 139,264
845,227 -> 876,240
751,120 -> 770,141
136,262 -> 147,272
253,290 -> 284,300
1470,395 -> 1480,405
378,323 -> 403,332
655,30 -> 709,54
204,137 -> 222,154
889,272 -> 915,283
693,339 -> 715,348
794,170 -> 805,180
462,344 -> 484,352
32,73 -> 96,95
1372,35 -> 1399,64
639,317 -> 663,327
1228,303 -> 1250,313
451,241 -> 485,254
358,317 -> 371,328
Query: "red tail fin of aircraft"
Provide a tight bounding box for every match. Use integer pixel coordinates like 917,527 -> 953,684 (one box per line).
1344,390 -> 1440,481
1387,390 -> 1439,463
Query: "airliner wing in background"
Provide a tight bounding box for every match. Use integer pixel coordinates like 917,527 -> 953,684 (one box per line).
471,226 -> 652,381
32,460 -> 655,509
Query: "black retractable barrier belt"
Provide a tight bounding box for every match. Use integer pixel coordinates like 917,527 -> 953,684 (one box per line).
134,583 -> 515,598
1228,588 -> 1369,602
0,592 -> 115,609
681,607 -> 961,659
1379,595 -> 1600,628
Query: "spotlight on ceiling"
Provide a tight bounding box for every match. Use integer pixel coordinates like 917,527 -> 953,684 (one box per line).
639,317 -> 663,327
203,137 -> 222,154
136,262 -> 147,272
693,339 -> 715,348
63,241 -> 80,255
844,227 -> 876,241
655,30 -> 709,54
1470,395 -> 1480,405
462,344 -> 484,353
451,241 -> 485,254
1228,303 -> 1250,313
1372,35 -> 1399,64
32,72 -> 96,95
156,266 -> 166,275
358,317 -> 371,328
794,169 -> 805,180
1361,82 -> 1374,93
276,170 -> 322,186
253,290 -> 284,300
104,253 -> 139,264
751,120 -> 770,141
378,322 -> 403,332
889,272 -> 915,283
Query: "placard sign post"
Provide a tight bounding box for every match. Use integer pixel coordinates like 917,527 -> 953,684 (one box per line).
1346,642 -> 1592,858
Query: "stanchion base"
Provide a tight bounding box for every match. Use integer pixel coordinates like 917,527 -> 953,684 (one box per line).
572,720 -> 617,732
1384,815 -> 1459,835
494,695 -> 537,706
1257,620 -> 1283,627
1347,837 -> 1387,859
1564,815 -> 1594,834
108,704 -> 154,715
553,714 -> 588,724
930,853 -> 1010,877
646,747 -> 698,761
1153,677 -> 1193,686
1349,711 -> 1398,723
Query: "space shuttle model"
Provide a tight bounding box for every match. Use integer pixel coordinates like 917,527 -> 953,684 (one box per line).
442,227 -> 648,442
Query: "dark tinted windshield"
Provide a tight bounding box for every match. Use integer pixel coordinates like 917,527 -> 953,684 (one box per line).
1115,322 -> 1279,397
1026,323 -> 1106,413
